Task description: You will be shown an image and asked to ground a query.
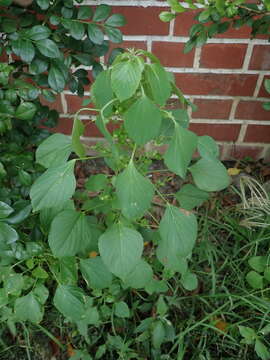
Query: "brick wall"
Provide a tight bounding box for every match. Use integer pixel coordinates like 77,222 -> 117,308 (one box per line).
55,0 -> 270,161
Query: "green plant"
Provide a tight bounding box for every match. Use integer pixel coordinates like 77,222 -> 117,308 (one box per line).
0,49 -> 230,357
161,0 -> 270,52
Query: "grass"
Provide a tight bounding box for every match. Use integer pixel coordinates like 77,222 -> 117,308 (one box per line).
1,181 -> 270,359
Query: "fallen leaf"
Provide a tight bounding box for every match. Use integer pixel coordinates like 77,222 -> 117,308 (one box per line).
228,168 -> 241,176
89,251 -> 98,258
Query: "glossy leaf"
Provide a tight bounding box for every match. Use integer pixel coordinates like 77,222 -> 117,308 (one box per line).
27,25 -> 51,41
93,4 -> 111,21
0,222 -> 18,248
99,224 -> 143,279
0,202 -> 14,219
30,160 -> 76,211
36,39 -> 60,58
15,102 -> 37,120
105,14 -> 126,27
87,23 -> 104,45
48,65 -> 65,92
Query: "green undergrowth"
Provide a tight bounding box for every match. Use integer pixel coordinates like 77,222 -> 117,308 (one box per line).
1,183 -> 270,360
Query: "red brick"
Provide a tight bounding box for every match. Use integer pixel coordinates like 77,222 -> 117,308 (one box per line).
40,94 -> 63,113
258,75 -> 270,98
249,45 -> 270,70
54,117 -> 73,135
65,95 -> 97,114
175,73 -> 258,96
225,144 -> 264,160
244,124 -> 270,142
215,23 -> 251,39
235,100 -> 270,121
189,123 -> 241,141
200,44 -> 247,69
112,6 -> 169,35
152,42 -> 194,67
192,99 -> 232,119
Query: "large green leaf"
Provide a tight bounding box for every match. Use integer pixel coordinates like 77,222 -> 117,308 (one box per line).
39,200 -> 74,232
164,124 -> 197,178
49,210 -> 93,257
36,133 -> 72,168
157,205 -> 197,271
175,184 -> 209,210
105,14 -> 126,27
99,224 -> 143,279
124,96 -> 162,145
123,259 -> 153,289
144,63 -> 171,106
189,158 -> 230,192
15,102 -> 37,121
111,57 -> 144,102
93,4 -> 111,21
36,39 -> 60,58
80,257 -> 113,289
53,285 -> 86,321
71,117 -> 86,158
116,160 -> 155,219
30,160 -> 76,211
48,65 -> 65,92
12,39 -> 35,63
14,292 -> 43,324
104,26 -> 122,43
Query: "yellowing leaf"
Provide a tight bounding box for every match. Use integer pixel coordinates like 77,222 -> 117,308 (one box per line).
89,251 -> 98,258
227,168 -> 241,176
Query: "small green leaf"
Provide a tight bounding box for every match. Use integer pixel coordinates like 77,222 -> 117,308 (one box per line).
37,0 -> 49,10
159,11 -> 176,22
0,202 -> 14,219
49,210 -> 93,257
104,26 -> 122,43
85,174 -> 109,191
115,301 -> 130,318
70,21 -> 85,40
105,14 -> 126,27
99,223 -> 143,279
36,133 -> 72,168
15,102 -> 37,120
255,339 -> 270,360
87,23 -> 104,45
0,222 -> 18,248
246,270 -> 264,289
116,160 -> 155,219
238,326 -> 256,344
36,39 -> 60,58
175,184 -> 209,210
164,124 -> 197,178
48,65 -> 65,92
181,272 -> 198,291
77,6 -> 93,20
14,292 -> 43,323
93,4 -> 111,22
26,25 -> 51,41
80,257 -> 113,289
264,79 -> 270,94
124,96 -> 162,145
30,160 -> 76,211
152,321 -> 165,349
248,256 -> 268,273
111,56 -> 144,102
189,158 -> 230,192
53,285 -> 86,322
71,117 -> 86,158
